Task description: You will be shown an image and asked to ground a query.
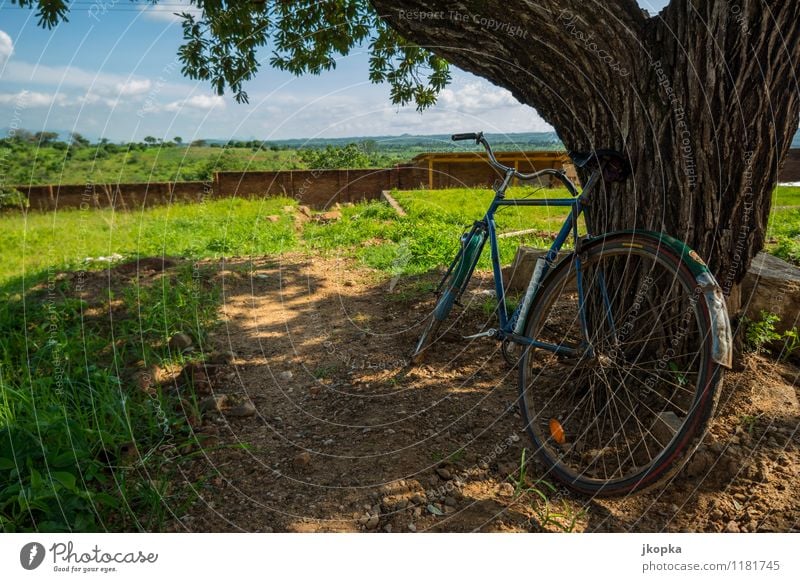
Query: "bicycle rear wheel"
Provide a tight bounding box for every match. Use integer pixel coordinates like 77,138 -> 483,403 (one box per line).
518,232 -> 723,496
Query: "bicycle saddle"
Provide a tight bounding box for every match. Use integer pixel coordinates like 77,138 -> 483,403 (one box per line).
568,149 -> 631,182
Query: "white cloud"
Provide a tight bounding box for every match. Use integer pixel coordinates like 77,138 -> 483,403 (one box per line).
164,94 -> 225,112
0,90 -> 68,107
139,1 -> 203,23
0,30 -> 13,68
438,80 -> 519,114
116,79 -> 152,97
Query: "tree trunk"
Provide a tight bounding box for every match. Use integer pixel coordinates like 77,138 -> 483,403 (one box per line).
371,0 -> 800,311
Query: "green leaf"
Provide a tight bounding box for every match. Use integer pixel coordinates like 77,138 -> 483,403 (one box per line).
0,458 -> 15,470
50,471 -> 77,492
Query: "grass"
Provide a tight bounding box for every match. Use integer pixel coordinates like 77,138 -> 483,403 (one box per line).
0,262 -> 220,531
303,185 -> 574,277
0,196 -> 297,284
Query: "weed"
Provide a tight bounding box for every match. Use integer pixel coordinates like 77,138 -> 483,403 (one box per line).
0,263 -> 220,532
742,311 -> 781,353
780,327 -> 800,361
507,448 -> 584,532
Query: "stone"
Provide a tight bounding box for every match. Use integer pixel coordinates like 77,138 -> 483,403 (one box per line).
266,215 -> 280,222
365,515 -> 380,530
199,394 -> 229,413
226,401 -> 257,417
502,247 -> 574,293
408,523 -> 417,532
278,370 -> 293,382
168,332 -> 193,352
738,252 -> 800,332
315,210 -> 342,223
209,351 -> 236,365
652,411 -> 682,446
724,520 -> 741,533
435,467 -> 452,480
293,451 -> 312,467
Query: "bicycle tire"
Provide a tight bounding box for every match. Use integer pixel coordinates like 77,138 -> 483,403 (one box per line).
410,230 -> 485,364
518,232 -> 723,496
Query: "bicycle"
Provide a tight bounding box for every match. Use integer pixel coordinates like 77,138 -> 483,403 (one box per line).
411,132 -> 733,496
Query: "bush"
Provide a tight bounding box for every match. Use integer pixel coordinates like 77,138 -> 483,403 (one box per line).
0,186 -> 28,209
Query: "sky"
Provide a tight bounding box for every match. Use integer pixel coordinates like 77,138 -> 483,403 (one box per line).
0,1 -> 670,142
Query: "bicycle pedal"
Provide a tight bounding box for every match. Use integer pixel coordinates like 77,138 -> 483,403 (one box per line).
462,328 -> 497,340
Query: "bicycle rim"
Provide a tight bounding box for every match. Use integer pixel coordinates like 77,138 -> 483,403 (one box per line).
518,234 -> 720,496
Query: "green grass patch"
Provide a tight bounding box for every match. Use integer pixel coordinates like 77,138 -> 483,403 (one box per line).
0,262 -> 220,531
767,187 -> 800,266
0,197 -> 297,284
302,186 -> 573,276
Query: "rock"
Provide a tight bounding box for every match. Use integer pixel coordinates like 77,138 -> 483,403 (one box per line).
408,523 -> 417,532
724,520 -> 741,533
498,482 -> 515,497
652,411 -> 682,446
266,215 -> 280,222
209,351 -> 235,365
168,332 -> 193,352
685,448 -> 714,478
293,451 -> 312,467
382,523 -> 392,533
226,401 -> 257,417
183,362 -> 213,395
297,205 -> 313,218
502,247 -> 573,293
314,210 -> 342,223
199,394 -> 229,413
278,370 -> 293,382
365,515 -> 380,530
444,496 -> 457,507
435,467 -> 452,480
739,252 -> 800,331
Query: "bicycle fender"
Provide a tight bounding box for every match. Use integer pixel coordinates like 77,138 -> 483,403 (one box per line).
601,230 -> 733,368
451,231 -> 485,290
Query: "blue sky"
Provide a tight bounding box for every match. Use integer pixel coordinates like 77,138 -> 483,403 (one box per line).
0,1 -> 670,142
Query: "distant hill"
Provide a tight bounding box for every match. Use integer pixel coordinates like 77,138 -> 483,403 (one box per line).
207,131 -> 565,152
219,129 -> 800,151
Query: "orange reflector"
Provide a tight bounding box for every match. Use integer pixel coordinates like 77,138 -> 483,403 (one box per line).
549,418 -> 566,444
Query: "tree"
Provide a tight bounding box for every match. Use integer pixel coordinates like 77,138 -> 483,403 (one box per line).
143,136 -> 159,146
33,131 -> 60,145
69,132 -> 90,147
19,0 -> 800,302
174,136 -> 183,145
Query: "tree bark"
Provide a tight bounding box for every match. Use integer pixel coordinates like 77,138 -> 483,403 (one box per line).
371,0 -> 800,311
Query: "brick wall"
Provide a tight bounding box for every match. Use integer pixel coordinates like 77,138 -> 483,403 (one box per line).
9,148 -> 799,213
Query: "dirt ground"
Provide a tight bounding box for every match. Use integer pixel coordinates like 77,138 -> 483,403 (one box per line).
159,253 -> 799,533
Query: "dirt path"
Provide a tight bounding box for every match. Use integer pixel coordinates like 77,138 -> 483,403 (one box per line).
171,253 -> 800,532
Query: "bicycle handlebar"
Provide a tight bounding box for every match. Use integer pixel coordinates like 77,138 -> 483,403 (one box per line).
453,130 -> 579,195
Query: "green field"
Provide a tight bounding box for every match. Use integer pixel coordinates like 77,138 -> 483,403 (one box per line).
1,185 -> 798,286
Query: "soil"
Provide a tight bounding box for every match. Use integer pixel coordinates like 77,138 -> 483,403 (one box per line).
157,253 -> 799,533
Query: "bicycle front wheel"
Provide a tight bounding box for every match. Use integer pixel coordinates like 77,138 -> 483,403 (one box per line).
410,228 -> 485,364
518,232 -> 723,496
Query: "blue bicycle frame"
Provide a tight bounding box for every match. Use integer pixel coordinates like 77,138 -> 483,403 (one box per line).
466,165 -> 605,357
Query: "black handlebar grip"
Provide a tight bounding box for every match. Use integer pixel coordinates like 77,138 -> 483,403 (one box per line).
451,133 -> 479,141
